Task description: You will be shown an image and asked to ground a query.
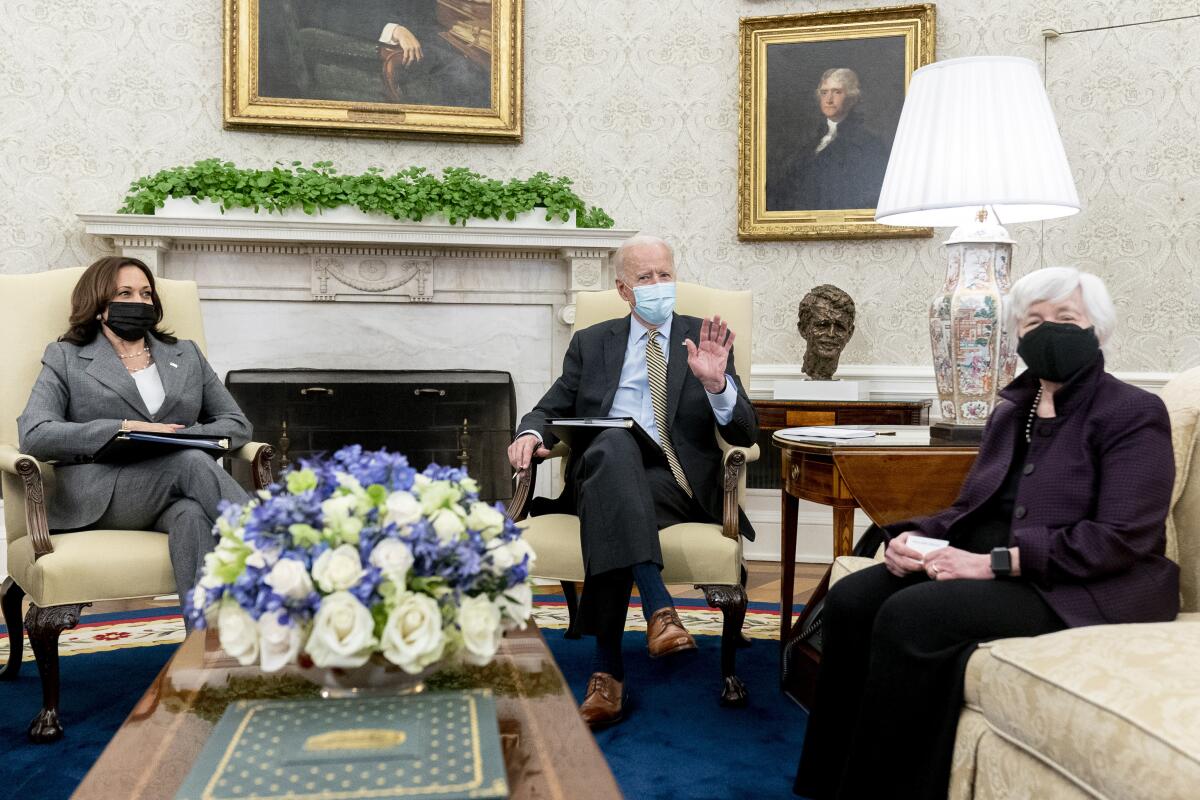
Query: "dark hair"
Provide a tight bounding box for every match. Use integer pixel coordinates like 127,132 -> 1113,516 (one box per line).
797,284 -> 856,333
59,256 -> 178,345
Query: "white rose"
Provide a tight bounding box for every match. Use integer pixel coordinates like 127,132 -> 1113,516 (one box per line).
245,550 -> 268,570
497,582 -> 533,629
466,502 -> 506,540
311,544 -> 366,592
486,538 -> 516,574
369,539 -> 414,583
487,538 -> 535,575
380,592 -> 446,674
258,612 -> 303,673
304,591 -> 377,668
217,601 -> 259,666
430,508 -> 466,544
458,594 -> 503,666
385,491 -> 422,526
264,557 -> 314,600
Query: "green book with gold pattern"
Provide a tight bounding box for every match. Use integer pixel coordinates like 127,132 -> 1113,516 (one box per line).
174,689 -> 508,800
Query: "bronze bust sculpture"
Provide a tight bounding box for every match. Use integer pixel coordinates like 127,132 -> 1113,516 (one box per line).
797,285 -> 856,380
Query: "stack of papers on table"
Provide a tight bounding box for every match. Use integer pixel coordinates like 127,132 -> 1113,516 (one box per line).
776,427 -> 876,441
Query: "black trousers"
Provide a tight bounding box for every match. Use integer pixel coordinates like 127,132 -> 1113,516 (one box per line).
794,564 -> 1065,800
570,428 -> 709,638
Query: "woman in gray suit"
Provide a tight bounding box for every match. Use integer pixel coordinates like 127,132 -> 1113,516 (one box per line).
18,257 -> 252,607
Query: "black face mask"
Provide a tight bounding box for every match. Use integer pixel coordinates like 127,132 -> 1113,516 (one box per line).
104,301 -> 158,342
1017,321 -> 1100,382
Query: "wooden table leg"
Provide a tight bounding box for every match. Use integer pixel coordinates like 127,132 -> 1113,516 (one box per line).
780,489 -> 799,644
833,506 -> 855,558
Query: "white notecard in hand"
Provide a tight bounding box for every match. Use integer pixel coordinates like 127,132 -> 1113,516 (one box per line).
906,535 -> 949,555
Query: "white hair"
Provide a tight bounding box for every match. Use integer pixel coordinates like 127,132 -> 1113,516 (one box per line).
613,234 -> 674,282
1006,267 -> 1116,348
815,68 -> 862,105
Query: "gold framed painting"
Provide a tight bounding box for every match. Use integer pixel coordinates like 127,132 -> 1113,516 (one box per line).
738,4 -> 935,240
224,0 -> 523,141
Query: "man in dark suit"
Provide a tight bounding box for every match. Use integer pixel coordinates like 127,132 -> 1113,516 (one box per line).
767,67 -> 891,211
508,235 -> 759,727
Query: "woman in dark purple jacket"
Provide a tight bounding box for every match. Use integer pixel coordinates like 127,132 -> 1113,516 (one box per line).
794,268 -> 1179,800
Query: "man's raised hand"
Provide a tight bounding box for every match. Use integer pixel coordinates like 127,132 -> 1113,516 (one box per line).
684,315 -> 734,393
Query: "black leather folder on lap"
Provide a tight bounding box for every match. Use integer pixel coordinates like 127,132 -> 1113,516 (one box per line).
91,431 -> 231,464
546,417 -> 664,461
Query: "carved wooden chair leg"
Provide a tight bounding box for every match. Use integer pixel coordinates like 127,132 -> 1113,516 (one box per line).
561,580 -> 582,640
737,565 -> 752,648
701,584 -> 749,707
24,602 -> 88,743
0,578 -> 26,680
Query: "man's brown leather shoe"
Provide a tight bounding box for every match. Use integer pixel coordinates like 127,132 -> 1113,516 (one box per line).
579,672 -> 625,728
646,607 -> 697,658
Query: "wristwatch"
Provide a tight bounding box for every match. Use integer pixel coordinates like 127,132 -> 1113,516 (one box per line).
990,546 -> 1013,578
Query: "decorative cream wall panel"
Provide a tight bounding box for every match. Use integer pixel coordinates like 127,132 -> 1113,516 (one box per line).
1,0 -> 1197,371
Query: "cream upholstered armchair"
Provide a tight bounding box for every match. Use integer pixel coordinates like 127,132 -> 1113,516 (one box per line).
508,282 -> 760,707
0,267 -> 274,743
830,366 -> 1200,798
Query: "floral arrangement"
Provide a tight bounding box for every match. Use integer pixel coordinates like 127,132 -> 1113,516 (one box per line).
184,446 -> 535,675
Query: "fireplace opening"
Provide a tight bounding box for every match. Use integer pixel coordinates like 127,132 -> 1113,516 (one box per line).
225,370 -> 516,504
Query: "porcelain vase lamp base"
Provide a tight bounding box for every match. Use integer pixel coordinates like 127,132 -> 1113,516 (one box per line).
928,218 -> 1019,440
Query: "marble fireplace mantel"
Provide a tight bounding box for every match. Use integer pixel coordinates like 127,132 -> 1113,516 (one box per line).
77,212 -> 638,327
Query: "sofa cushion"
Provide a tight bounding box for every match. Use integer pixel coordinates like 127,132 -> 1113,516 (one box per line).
517,514 -> 741,585
974,621 -> 1200,799
9,529 -> 176,607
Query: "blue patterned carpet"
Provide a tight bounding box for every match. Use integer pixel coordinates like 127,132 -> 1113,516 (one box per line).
0,604 -> 806,800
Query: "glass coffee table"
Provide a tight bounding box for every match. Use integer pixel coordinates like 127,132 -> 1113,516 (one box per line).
71,622 -> 621,800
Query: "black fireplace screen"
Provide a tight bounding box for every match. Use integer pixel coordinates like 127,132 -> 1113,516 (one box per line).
225,369 -> 516,504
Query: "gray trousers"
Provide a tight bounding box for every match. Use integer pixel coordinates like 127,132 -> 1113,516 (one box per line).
91,450 -> 249,603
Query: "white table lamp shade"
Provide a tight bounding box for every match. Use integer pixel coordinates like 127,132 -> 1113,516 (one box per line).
875,56 -> 1080,227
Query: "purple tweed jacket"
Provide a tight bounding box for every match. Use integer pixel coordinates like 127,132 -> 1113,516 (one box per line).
887,355 -> 1180,628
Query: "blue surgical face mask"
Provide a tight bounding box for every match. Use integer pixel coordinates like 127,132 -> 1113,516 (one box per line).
627,281 -> 676,326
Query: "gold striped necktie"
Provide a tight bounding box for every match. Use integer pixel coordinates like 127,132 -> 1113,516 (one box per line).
647,329 -> 692,496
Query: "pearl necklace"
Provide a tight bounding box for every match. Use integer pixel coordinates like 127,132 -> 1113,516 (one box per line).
118,346 -> 150,360
1025,385 -> 1044,443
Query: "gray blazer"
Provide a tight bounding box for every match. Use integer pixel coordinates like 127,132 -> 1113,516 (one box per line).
17,335 -> 252,531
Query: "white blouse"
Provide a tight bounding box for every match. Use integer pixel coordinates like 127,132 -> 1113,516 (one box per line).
131,362 -> 166,416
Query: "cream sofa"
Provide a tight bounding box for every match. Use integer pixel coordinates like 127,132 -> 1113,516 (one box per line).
832,366 -> 1200,799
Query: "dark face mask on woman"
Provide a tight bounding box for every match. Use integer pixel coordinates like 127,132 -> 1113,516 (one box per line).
104,301 -> 158,342
1016,321 -> 1100,382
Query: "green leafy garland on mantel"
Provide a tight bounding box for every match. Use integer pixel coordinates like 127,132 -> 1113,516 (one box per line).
118,159 -> 616,228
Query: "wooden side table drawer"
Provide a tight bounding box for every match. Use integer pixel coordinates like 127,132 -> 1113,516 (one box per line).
786,410 -> 837,427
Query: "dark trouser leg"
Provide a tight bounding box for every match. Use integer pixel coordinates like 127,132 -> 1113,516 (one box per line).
574,430 -> 708,678
839,578 -> 1064,800
795,564 -> 923,799
1,577 -> 26,679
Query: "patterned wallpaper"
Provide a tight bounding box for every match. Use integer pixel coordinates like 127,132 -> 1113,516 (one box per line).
1,0 -> 1197,371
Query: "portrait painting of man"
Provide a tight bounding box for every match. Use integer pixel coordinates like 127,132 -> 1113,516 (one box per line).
224,0 -> 522,140
738,6 -> 935,240
258,0 -> 491,108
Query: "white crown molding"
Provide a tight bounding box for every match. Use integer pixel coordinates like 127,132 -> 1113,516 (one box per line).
77,212 -> 640,252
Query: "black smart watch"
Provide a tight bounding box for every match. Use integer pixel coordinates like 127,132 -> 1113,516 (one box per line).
990,546 -> 1012,578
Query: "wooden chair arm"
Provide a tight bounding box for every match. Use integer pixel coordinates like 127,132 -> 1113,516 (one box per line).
506,442 -> 570,522
720,444 -> 758,541
229,442 -> 276,491
0,444 -> 54,558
